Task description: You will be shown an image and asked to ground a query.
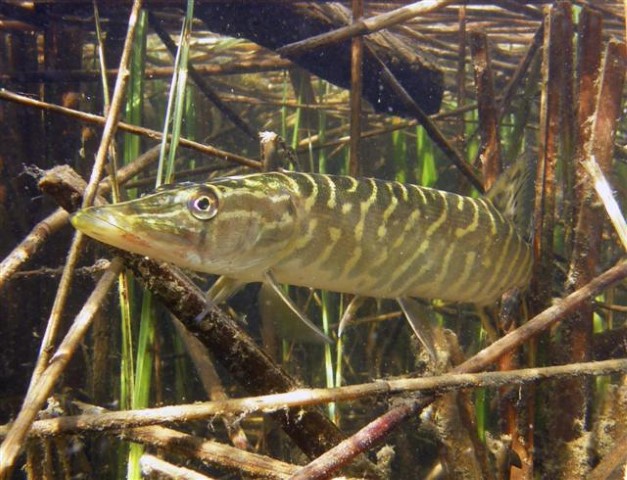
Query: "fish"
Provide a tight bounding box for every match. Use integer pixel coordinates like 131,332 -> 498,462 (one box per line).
71,172 -> 533,353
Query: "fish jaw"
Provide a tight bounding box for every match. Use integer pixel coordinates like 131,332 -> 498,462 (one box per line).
72,208 -> 151,252
70,205 -> 201,269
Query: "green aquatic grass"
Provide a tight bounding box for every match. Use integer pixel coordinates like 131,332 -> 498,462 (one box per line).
290,75 -> 304,168
503,55 -> 540,165
157,0 -> 195,186
465,108 -> 480,166
315,80 -> 338,421
127,3 -> 195,476
118,8 -> 148,479
317,80 -> 328,174
416,125 -> 438,187
392,127 -> 408,183
123,11 -> 147,197
127,292 -> 156,480
118,9 -> 146,372
321,290 -> 338,422
281,72 -> 289,141
593,295 -> 610,395
475,387 -> 487,444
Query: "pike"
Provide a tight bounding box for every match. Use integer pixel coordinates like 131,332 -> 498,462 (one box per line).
71,172 -> 533,354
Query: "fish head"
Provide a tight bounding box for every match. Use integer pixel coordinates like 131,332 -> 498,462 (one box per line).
71,175 -> 299,277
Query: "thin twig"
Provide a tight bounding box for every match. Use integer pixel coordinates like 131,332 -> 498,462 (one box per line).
277,0 -> 457,57
128,427 -> 300,479
583,156 -> 627,251
498,23 -> 543,121
349,0 -> 364,176
169,316 -> 251,450
0,58 -> 294,83
14,358 -> 627,437
588,432 -> 627,480
10,261 -> 110,279
39,399 -> 299,479
140,454 -> 216,480
365,43 -> 485,192
0,208 -> 69,289
0,89 -> 261,169
292,102 -> 480,156
455,5 -> 467,152
0,258 -> 124,477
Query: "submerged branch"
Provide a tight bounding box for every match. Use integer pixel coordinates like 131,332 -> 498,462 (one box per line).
10,358 -> 626,438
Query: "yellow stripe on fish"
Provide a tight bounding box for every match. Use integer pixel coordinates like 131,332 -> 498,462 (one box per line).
71,172 -> 532,305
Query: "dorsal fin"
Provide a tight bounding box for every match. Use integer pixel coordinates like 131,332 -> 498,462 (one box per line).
486,153 -> 535,241
153,181 -> 196,193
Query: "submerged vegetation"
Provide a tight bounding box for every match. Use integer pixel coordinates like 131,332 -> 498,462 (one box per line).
0,1 -> 626,479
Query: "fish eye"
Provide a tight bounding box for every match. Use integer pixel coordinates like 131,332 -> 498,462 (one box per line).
188,189 -> 218,220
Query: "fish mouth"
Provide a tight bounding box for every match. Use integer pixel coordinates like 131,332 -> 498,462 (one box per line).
70,208 -> 153,253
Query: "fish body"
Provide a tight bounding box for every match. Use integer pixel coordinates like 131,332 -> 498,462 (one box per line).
72,172 -> 532,305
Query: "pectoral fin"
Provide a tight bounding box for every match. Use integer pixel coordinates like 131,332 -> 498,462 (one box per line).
263,271 -> 332,345
396,297 -> 438,361
208,276 -> 247,304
